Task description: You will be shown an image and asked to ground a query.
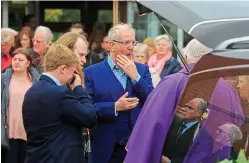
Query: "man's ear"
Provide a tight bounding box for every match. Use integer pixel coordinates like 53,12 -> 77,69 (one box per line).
109,41 -> 114,48
197,111 -> 202,117
109,41 -> 115,52
47,41 -> 52,48
1,42 -> 6,48
60,65 -> 67,74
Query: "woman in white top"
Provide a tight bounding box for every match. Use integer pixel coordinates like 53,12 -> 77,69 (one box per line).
132,43 -> 161,87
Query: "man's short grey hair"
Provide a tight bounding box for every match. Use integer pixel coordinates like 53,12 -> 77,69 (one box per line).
132,43 -> 149,57
184,39 -> 213,60
2,28 -> 18,36
1,29 -> 13,43
108,23 -> 135,41
220,123 -> 243,145
154,34 -> 172,48
35,26 -> 53,42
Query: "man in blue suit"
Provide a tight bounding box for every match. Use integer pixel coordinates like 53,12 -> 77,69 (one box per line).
22,44 -> 97,163
84,23 -> 153,163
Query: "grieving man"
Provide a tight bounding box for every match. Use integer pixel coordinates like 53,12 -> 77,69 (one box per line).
23,44 -> 97,163
84,23 -> 153,163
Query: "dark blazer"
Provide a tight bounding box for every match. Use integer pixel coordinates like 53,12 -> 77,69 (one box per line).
84,58 -> 153,163
160,57 -> 181,78
162,117 -> 198,163
22,75 -> 97,163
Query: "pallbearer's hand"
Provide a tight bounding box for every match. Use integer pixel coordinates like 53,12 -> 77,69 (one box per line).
161,156 -> 170,163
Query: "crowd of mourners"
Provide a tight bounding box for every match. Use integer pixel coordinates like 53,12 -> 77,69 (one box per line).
1,14 -> 249,163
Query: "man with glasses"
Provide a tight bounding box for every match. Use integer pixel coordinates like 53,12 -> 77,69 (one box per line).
30,26 -> 53,73
84,23 -> 153,163
202,123 -> 243,163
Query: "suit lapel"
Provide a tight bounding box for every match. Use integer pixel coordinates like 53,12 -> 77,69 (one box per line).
181,123 -> 198,136
172,118 -> 183,138
126,78 -> 134,98
177,122 -> 198,144
99,59 -> 125,101
178,122 -> 199,150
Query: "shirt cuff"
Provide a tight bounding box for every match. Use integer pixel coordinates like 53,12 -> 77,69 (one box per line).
114,104 -> 118,116
131,74 -> 141,84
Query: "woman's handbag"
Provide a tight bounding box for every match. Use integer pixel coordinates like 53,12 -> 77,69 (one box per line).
1,119 -> 9,149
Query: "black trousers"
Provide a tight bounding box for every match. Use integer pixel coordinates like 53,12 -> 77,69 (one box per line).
109,144 -> 127,163
3,139 -> 26,163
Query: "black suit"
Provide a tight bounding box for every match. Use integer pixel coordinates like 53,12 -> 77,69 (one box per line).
162,117 -> 198,163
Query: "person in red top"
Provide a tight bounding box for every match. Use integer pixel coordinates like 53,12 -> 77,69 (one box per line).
1,29 -> 15,72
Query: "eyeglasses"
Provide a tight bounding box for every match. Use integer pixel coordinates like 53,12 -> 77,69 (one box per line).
113,40 -> 138,47
216,129 -> 232,137
32,39 -> 46,44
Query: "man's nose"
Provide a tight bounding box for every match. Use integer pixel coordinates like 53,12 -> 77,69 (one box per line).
128,45 -> 134,50
13,61 -> 19,64
81,56 -> 86,64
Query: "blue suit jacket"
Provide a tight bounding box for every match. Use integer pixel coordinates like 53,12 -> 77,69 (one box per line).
22,75 -> 97,163
84,58 -> 153,163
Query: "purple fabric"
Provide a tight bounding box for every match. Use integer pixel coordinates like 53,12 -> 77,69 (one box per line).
184,79 -> 245,163
125,63 -> 245,163
201,146 -> 232,163
124,65 -> 192,163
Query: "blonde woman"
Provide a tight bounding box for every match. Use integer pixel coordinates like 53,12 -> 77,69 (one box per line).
132,43 -> 161,87
1,48 -> 39,163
